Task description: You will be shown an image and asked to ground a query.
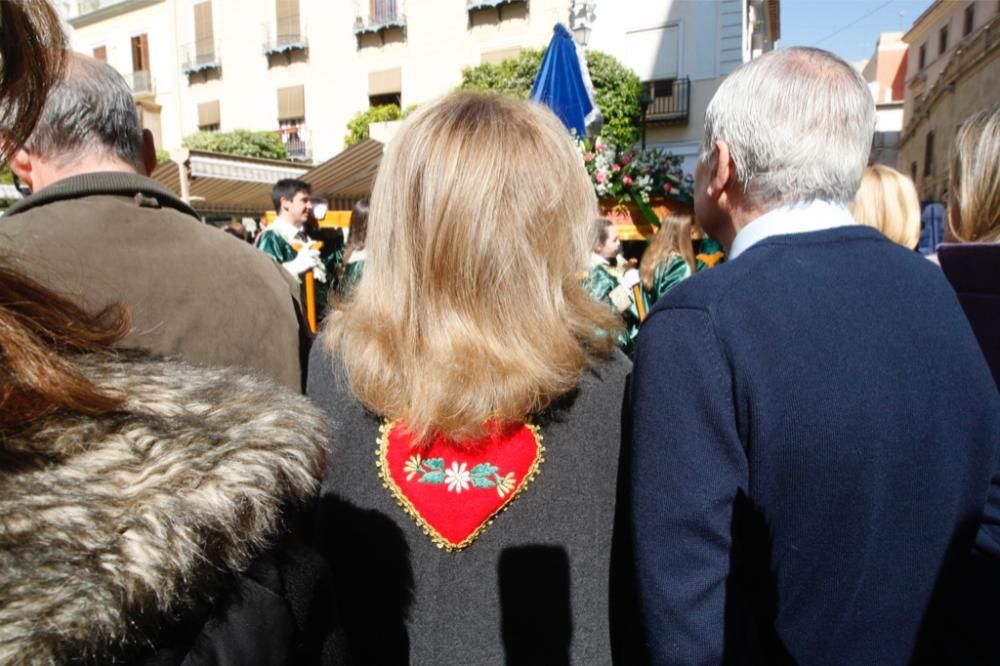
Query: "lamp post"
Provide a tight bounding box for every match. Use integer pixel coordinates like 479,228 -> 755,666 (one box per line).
569,0 -> 596,47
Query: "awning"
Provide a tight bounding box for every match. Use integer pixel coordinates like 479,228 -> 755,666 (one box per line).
301,138 -> 384,207
151,149 -> 308,217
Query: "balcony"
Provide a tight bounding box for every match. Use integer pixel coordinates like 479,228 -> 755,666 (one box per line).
69,0 -> 161,26
642,77 -> 690,125
125,69 -> 154,96
263,16 -> 308,56
467,0 -> 528,12
354,0 -> 406,41
278,127 -> 311,162
182,40 -> 221,75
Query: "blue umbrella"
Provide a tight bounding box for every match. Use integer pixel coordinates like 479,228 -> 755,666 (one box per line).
530,23 -> 601,138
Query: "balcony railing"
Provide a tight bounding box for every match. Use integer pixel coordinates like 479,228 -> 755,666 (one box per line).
643,77 -> 690,125
354,0 -> 406,36
182,40 -> 222,74
278,127 -> 310,162
125,69 -> 154,95
467,0 -> 527,11
263,16 -> 308,55
75,0 -> 129,16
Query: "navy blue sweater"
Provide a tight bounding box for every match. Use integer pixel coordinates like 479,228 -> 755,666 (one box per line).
629,225 -> 1000,664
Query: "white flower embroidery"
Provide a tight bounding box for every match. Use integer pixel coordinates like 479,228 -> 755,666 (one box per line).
403,455 -> 423,481
496,471 -> 517,498
444,462 -> 471,493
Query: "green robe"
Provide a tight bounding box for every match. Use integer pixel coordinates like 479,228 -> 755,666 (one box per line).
337,259 -> 365,299
258,229 -> 338,322
641,255 -> 705,310
583,263 -> 640,356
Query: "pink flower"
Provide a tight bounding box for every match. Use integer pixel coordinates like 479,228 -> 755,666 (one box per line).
621,155 -> 631,165
663,183 -> 672,193
612,163 -> 621,172
622,175 -> 633,186
595,142 -> 605,151
596,171 -> 607,183
584,152 -> 594,161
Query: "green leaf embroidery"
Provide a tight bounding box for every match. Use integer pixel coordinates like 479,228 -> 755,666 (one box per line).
420,471 -> 445,484
470,463 -> 498,478
424,458 -> 445,470
470,476 -> 496,489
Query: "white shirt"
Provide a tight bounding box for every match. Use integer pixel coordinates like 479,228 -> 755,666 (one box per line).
267,215 -> 306,246
728,200 -> 857,261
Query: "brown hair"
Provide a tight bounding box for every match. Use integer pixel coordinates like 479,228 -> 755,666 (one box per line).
323,92 -> 618,444
640,212 -> 697,291
948,105 -> 1000,243
850,164 -> 921,249
0,265 -> 130,432
0,0 -> 67,163
344,198 -> 369,264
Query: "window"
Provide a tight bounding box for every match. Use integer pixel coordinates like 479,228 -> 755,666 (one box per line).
93,45 -> 107,61
939,25 -> 949,55
368,68 -> 401,107
194,1 -> 215,60
918,43 -> 926,70
924,131 -> 935,177
964,4 -> 975,37
131,33 -> 149,72
197,100 -> 220,131
276,0 -> 301,42
276,85 -> 308,159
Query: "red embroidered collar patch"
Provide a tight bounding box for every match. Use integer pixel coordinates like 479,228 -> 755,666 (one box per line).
377,419 -> 544,551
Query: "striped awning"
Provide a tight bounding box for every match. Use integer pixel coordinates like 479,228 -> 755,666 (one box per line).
151,150 -> 308,217
301,138 -> 383,206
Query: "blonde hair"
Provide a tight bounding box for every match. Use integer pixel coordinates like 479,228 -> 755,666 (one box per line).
639,212 -> 697,291
948,105 -> 1000,243
850,164 -> 921,249
323,92 -> 618,444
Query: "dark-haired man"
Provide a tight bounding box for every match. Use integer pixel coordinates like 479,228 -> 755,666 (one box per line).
2,53 -> 308,391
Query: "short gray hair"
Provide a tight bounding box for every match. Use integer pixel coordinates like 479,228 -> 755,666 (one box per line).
700,47 -> 875,207
22,53 -> 145,171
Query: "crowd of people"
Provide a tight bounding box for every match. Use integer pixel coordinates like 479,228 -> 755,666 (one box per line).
2,0 -> 1000,664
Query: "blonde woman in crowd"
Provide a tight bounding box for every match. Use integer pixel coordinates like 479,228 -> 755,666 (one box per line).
639,211 -> 704,309
307,92 -> 630,664
937,105 -> 1000,389
851,164 -> 921,249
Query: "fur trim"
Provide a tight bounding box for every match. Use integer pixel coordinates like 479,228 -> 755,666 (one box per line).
0,354 -> 330,664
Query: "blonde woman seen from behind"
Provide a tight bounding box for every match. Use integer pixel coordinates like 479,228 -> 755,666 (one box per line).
937,105 -> 1000,389
307,92 -> 631,664
851,164 -> 921,250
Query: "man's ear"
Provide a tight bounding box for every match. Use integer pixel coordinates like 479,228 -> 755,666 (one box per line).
706,140 -> 734,200
141,129 -> 157,176
9,148 -> 35,192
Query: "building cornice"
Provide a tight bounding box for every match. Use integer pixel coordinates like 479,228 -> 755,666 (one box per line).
903,0 -> 948,44
68,0 -> 164,29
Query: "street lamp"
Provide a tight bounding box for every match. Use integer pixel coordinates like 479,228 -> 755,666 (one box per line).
569,0 -> 596,47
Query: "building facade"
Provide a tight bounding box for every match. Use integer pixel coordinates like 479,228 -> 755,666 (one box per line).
859,32 -> 907,167
60,0 -> 778,174
898,0 -> 1000,200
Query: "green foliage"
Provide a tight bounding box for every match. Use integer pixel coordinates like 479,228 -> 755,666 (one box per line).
0,165 -> 12,184
182,129 -> 289,160
458,48 -> 643,149
585,51 -> 642,149
459,49 -> 544,99
344,104 -> 416,148
154,148 -> 172,165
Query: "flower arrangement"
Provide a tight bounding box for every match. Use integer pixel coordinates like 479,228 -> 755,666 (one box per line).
578,139 -> 694,206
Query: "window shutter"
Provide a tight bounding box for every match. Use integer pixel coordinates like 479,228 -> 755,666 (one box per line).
277,85 -> 305,121
276,0 -> 299,40
368,68 -> 401,96
198,100 -> 220,128
194,2 -> 214,58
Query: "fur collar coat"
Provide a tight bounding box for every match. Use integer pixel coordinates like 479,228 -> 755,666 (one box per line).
0,353 -> 332,664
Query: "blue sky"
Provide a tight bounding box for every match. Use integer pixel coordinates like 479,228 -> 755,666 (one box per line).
778,0 -> 936,64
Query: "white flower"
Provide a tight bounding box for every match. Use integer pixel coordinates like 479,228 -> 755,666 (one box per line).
403,455 -> 422,481
444,462 -> 471,493
496,471 -> 517,498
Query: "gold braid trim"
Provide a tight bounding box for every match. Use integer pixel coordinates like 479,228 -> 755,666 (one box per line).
376,419 -> 545,552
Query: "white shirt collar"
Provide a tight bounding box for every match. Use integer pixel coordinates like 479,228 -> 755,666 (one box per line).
269,215 -> 303,245
729,200 -> 857,260
590,252 -> 609,267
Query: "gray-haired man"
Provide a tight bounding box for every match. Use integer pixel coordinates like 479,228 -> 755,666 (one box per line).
2,53 -> 308,390
628,47 -> 1000,663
